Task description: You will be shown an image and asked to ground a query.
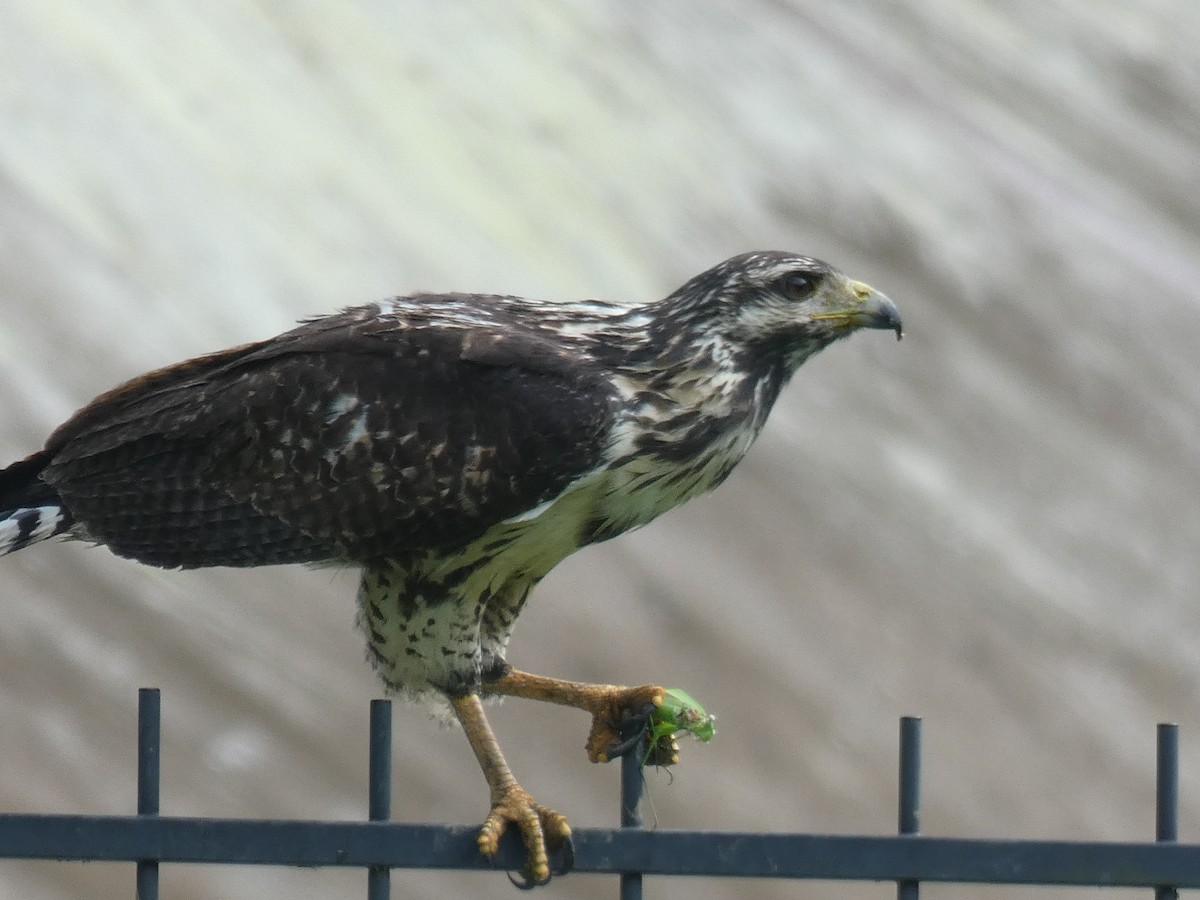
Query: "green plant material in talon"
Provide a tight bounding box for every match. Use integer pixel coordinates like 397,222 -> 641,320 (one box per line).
645,688 -> 716,764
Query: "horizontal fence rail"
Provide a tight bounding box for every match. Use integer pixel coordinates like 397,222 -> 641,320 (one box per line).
0,690 -> 1193,898
2,815 -> 1200,885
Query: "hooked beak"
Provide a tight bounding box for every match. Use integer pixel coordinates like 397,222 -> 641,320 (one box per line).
806,278 -> 902,338
853,284 -> 903,341
811,280 -> 904,340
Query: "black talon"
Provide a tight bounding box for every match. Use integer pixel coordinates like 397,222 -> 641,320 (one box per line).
498,829 -> 572,888
549,832 -> 575,877
506,868 -> 548,890
604,701 -> 657,759
506,858 -> 554,890
489,841 -> 549,890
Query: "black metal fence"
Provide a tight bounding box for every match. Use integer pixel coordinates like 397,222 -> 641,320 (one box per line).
0,688 -> 1196,899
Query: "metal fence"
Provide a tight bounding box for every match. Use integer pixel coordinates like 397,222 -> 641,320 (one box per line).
0,688 -> 1196,899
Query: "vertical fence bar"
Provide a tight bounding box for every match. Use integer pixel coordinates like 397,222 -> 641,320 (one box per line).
1155,723 -> 1179,900
619,736 -> 645,900
367,699 -> 393,900
136,688 -> 161,900
897,716 -> 921,900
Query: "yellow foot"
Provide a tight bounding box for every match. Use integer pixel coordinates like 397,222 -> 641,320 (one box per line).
479,671 -> 680,767
477,784 -> 573,888
583,684 -> 676,764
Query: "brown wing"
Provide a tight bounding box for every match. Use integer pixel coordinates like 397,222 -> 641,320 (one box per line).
42,310 -> 616,568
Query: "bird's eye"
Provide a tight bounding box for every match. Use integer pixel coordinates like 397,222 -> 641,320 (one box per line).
779,272 -> 817,301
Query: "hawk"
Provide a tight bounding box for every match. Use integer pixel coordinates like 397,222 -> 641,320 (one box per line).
0,252 -> 900,885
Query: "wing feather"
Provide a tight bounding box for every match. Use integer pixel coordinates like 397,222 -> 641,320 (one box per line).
43,309 -> 616,567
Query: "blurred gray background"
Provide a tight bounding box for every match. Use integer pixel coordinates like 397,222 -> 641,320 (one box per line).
1,2 -> 1199,898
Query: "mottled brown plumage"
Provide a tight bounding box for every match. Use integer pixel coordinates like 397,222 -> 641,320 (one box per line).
0,251 -> 901,885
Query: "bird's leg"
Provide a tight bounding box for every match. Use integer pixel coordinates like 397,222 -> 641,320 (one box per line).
449,692 -> 573,887
483,668 -> 676,765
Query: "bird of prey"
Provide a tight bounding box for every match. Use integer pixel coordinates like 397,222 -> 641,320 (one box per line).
0,251 -> 900,885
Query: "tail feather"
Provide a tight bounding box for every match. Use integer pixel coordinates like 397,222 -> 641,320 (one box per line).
0,450 -> 72,555
1,505 -> 71,554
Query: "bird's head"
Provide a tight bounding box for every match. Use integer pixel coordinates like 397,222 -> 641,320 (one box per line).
664,251 -> 902,372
